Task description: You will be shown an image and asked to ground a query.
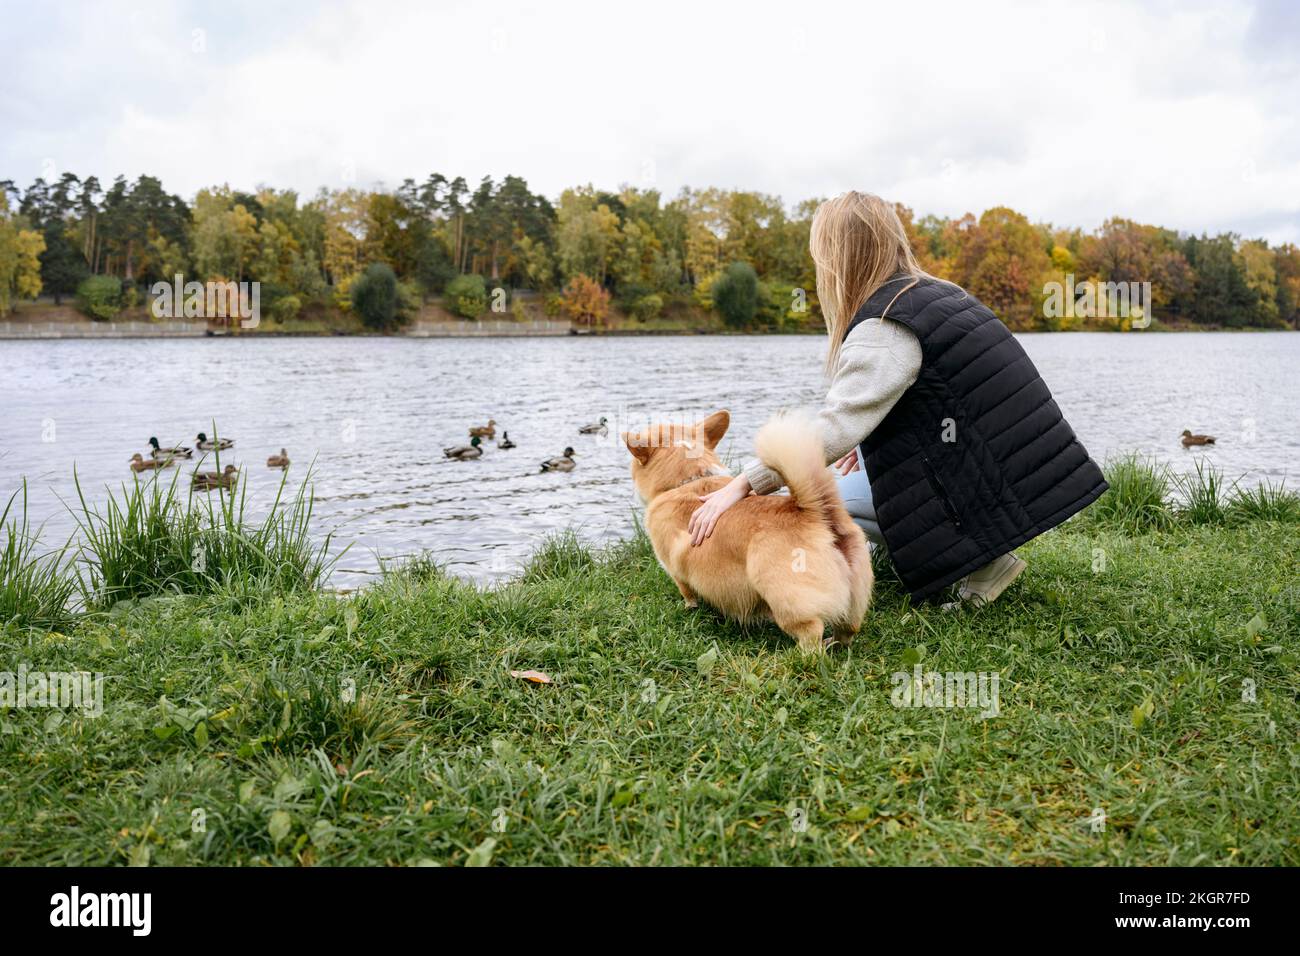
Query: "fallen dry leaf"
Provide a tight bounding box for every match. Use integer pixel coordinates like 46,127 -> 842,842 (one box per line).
510,669 -> 553,684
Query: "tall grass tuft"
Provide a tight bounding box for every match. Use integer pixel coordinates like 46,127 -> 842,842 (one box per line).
521,530 -> 597,583
1174,459 -> 1230,525
1226,479 -> 1300,524
0,481 -> 78,630
72,462 -> 340,609
1089,455 -> 1174,534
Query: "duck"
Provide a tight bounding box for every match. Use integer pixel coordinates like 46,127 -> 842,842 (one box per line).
469,419 -> 497,439
444,436 -> 484,460
129,453 -> 170,473
192,464 -> 239,490
148,436 -> 192,460
498,432 -> 516,450
540,447 -> 576,472
578,416 -> 609,435
267,448 -> 291,469
196,431 -> 235,451
1181,430 -> 1216,447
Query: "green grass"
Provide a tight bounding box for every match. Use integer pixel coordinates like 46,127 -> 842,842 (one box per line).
0,461 -> 1297,866
72,461 -> 338,611
1173,460 -> 1230,525
1225,478 -> 1300,524
0,482 -> 78,630
1085,454 -> 1174,534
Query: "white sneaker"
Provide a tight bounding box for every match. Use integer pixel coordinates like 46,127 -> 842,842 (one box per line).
940,553 -> 1027,612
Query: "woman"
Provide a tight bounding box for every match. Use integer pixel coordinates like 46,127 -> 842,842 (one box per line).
687,192 -> 1108,609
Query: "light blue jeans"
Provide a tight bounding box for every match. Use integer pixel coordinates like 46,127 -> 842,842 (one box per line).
835,448 -> 884,546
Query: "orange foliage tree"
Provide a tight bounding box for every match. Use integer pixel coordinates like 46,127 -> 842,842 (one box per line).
560,273 -> 610,328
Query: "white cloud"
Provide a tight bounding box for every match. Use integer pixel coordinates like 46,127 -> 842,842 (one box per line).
3,0 -> 1297,241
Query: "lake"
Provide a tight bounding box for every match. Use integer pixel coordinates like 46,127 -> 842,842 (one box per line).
1,332 -> 1296,588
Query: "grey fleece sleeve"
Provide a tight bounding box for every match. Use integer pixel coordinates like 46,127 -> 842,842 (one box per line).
741,317 -> 922,495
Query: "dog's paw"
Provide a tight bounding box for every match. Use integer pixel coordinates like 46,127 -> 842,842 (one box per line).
683,598 -> 698,609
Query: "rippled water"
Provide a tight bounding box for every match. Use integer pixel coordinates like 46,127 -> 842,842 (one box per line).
1,332 -> 1296,588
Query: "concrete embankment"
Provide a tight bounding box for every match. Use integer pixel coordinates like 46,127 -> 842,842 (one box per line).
0,320 -> 210,339
0,318 -> 577,339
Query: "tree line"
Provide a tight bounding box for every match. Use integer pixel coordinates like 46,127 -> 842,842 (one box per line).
1,172 -> 1296,331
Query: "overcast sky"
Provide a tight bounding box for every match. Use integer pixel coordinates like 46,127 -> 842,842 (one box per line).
3,0 -> 1298,242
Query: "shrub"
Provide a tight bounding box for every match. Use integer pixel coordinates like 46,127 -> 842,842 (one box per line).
350,263 -> 404,330
629,293 -> 664,322
268,293 -> 302,324
712,261 -> 760,328
560,273 -> 610,328
397,279 -> 423,317
75,275 -> 125,321
445,274 -> 487,319
332,272 -> 357,311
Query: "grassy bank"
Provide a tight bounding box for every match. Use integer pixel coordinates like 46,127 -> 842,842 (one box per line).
0,462 -> 1296,865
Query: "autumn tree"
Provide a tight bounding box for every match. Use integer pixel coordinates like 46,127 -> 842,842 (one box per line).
1184,234 -> 1257,328
555,188 -> 621,285
0,195 -> 45,315
192,187 -> 259,281
1274,244 -> 1300,328
953,207 -> 1052,330
560,273 -> 610,328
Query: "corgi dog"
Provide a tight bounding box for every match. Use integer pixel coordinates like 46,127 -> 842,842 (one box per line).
625,410 -> 872,654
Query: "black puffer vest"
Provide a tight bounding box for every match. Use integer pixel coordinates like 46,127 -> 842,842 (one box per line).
852,275 -> 1108,601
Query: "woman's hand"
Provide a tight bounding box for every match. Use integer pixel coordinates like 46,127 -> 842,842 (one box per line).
688,475 -> 751,546
835,450 -> 861,476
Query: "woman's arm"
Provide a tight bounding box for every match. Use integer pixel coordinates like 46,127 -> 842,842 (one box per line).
741,317 -> 922,494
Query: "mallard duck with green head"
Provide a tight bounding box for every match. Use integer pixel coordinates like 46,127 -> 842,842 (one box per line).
578,417 -> 608,435
196,432 -> 235,451
444,436 -> 484,460
540,447 -> 576,472
149,437 -> 192,459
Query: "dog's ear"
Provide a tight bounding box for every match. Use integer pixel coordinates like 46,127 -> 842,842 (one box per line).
699,410 -> 730,449
623,431 -> 653,465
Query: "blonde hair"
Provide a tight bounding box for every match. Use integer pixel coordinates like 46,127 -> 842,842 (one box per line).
810,191 -> 924,373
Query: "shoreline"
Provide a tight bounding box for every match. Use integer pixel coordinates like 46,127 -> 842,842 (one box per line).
1,319 -> 1295,340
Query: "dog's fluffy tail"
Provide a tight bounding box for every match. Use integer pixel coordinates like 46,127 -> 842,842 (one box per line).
755,412 -> 838,516
756,409 -> 871,542
756,411 -> 873,630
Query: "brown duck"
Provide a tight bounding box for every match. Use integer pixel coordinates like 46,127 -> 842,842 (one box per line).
193,464 -> 239,490
1181,430 -> 1216,447
469,419 -> 497,440
129,453 -> 170,473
